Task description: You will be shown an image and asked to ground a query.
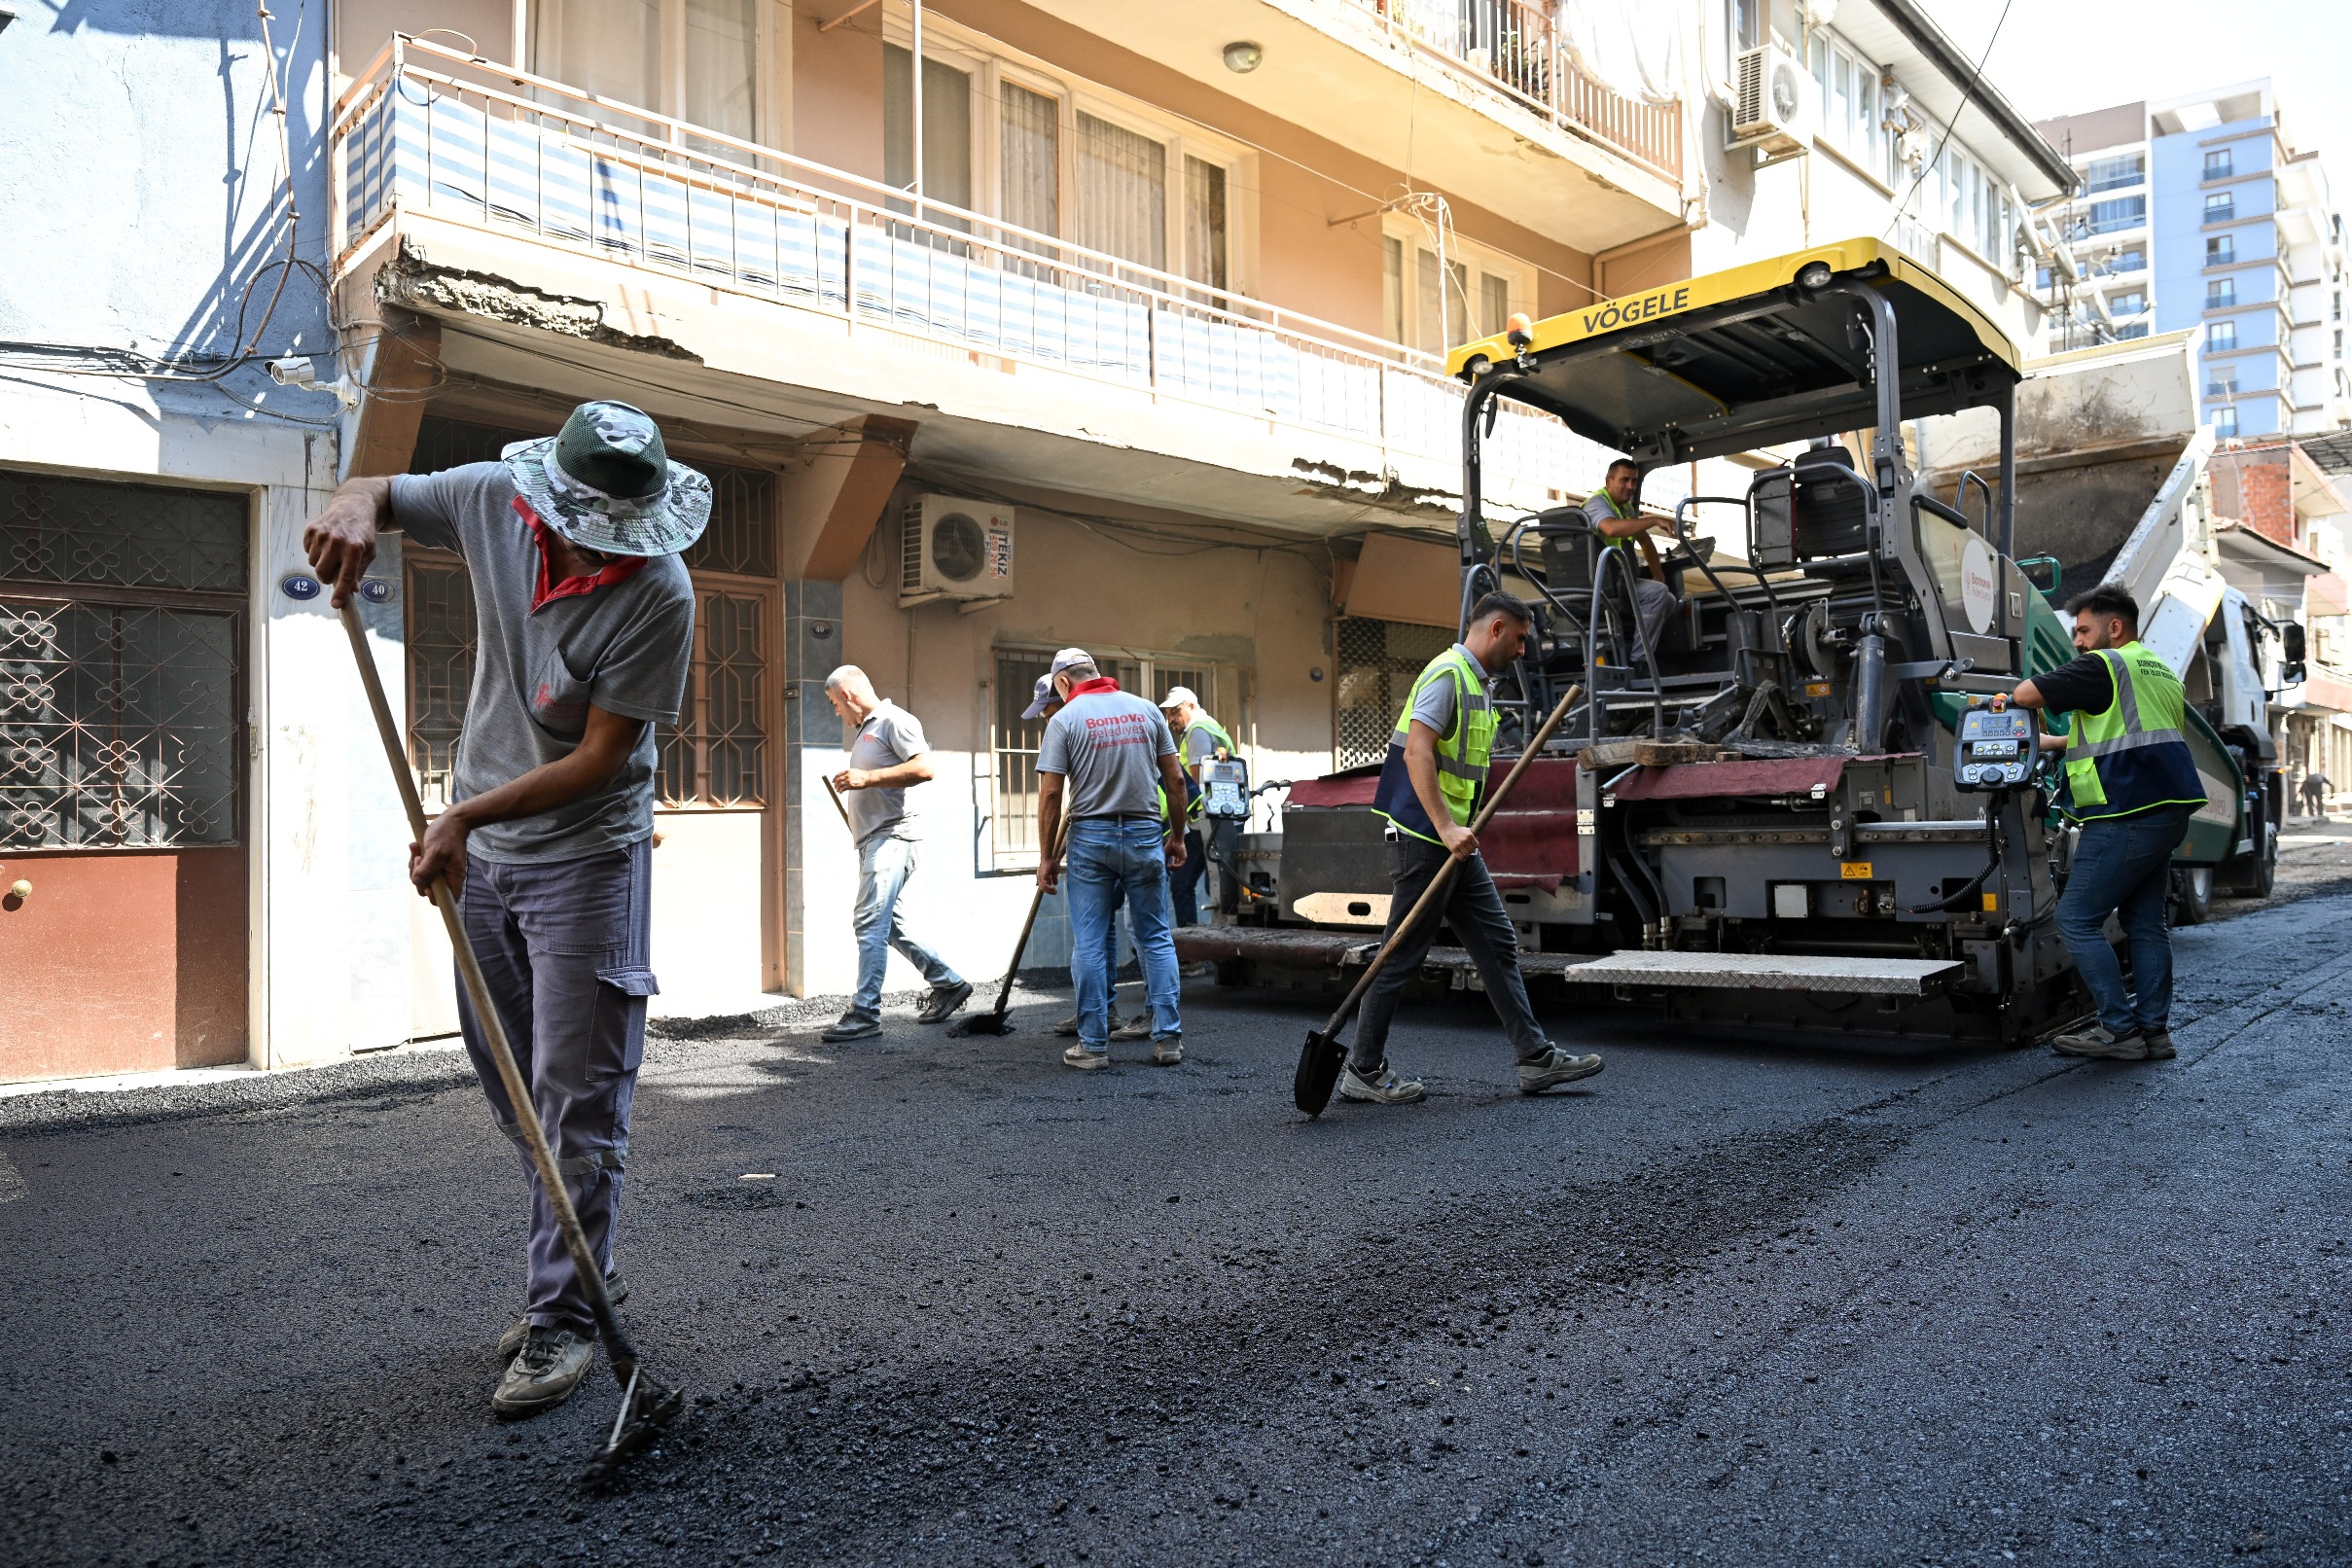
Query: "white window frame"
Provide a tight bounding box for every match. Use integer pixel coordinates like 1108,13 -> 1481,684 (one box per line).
1379,214 -> 1536,358
879,8 -> 1259,295
526,0 -> 790,151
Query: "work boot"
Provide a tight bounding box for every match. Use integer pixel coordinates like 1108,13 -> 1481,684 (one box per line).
1062,1043 -> 1110,1071
2141,1028 -> 2176,1060
2049,1024 -> 2147,1060
1152,1034 -> 1184,1066
1111,1015 -> 1152,1042
492,1325 -> 595,1419
1518,1047 -> 1606,1094
499,1270 -> 628,1360
820,1012 -> 881,1043
916,980 -> 974,1024
1338,1061 -> 1427,1105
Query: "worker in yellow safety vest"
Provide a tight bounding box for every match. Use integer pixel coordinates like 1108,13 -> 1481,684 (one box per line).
1346,590 -> 1605,1106
1999,585 -> 2208,1063
1158,686 -> 1237,928
1582,457 -> 1676,659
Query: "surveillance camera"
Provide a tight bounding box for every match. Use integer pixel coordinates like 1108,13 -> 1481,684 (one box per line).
267,354 -> 317,387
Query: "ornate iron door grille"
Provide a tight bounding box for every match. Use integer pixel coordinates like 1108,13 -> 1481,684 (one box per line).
1334,617 -> 1450,771
1,472 -> 247,851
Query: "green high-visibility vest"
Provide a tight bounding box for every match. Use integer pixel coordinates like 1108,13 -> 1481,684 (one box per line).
2062,641 -> 2209,821
1182,713 -> 1234,822
1371,646 -> 1496,844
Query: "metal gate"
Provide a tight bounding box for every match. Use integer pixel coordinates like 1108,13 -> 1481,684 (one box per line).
0,472 -> 248,1082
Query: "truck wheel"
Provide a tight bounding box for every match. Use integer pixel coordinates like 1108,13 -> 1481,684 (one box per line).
2170,865 -> 2213,926
2247,824 -> 2277,899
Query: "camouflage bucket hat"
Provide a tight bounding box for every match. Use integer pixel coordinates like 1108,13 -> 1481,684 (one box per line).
501,400 -> 711,557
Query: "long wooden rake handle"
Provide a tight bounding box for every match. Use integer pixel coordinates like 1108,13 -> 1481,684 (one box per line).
982,817 -> 1070,1023
339,599 -> 644,1382
1315,684 -> 1585,1040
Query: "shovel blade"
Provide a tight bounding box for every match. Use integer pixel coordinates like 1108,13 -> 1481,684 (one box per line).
950,1012 -> 1014,1037
1294,1027 -> 1347,1117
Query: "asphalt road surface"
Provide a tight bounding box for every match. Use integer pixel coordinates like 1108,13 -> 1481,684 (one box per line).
5,882 -> 2350,1567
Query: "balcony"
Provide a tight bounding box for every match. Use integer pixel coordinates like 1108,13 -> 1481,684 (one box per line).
331,38 -> 1600,530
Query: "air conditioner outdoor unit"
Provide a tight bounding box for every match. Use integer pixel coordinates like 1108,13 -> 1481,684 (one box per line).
899,494 -> 1014,608
1730,44 -> 1814,160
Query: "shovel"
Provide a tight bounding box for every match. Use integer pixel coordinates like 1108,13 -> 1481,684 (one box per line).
339,600 -> 682,1482
1293,684 -> 1583,1117
952,818 -> 1069,1037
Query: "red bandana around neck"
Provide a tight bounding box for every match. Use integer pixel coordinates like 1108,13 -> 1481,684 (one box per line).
516,496 -> 648,611
1065,676 -> 1122,697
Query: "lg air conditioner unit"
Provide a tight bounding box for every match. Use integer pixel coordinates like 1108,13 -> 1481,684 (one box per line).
1729,44 -> 1814,160
899,494 -> 1014,608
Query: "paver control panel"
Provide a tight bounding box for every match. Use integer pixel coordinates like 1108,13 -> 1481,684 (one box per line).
1955,702 -> 2040,792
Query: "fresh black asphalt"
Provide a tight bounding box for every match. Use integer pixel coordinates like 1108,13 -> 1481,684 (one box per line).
3,883 -> 2349,1566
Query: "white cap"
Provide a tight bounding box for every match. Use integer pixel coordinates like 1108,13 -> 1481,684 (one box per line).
1048,646 -> 1094,675
1158,685 -> 1198,709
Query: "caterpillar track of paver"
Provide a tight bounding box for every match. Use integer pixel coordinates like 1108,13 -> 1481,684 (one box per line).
1180,241 -> 2283,1048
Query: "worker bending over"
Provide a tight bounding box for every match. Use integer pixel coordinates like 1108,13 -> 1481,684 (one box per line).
1999,586 -> 2206,1062
304,401 -> 701,1417
1345,591 -> 1603,1105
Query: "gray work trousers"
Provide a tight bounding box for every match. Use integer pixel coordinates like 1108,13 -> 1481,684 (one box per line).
1348,835 -> 1551,1074
453,837 -> 656,1335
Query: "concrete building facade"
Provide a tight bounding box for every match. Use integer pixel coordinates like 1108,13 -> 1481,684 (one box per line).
2034,81 -> 2352,440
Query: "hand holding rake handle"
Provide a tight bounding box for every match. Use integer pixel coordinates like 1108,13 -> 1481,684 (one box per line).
339,601 -> 680,1481
1292,684 -> 1584,1117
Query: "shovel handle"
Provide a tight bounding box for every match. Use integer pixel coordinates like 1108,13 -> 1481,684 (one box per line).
820,772 -> 854,831
339,600 -> 643,1379
1316,684 -> 1583,1038
984,816 -> 1069,1020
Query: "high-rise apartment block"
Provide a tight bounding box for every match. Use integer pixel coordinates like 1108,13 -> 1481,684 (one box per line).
2036,81 -> 2350,439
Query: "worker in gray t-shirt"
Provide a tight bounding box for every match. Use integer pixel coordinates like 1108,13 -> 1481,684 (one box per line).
1034,647 -> 1189,1069
303,399 -> 701,1422
820,665 -> 970,1040
1584,457 -> 1674,659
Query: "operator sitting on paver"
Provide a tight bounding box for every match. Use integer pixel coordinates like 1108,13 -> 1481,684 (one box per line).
1998,585 -> 2207,1063
303,400 -> 701,1418
1342,590 -> 1604,1105
1583,458 -> 1676,660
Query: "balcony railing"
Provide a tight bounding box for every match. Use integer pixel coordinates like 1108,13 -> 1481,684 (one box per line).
1354,0 -> 1682,181
332,39 -> 1607,506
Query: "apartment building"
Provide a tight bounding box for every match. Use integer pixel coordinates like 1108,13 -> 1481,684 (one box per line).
2034,81 -> 2352,439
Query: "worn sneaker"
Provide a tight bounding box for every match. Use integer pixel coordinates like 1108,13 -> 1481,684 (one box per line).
1053,1012 -> 1080,1037
1111,1015 -> 1152,1042
820,1012 -> 881,1043
1152,1034 -> 1184,1065
2141,1029 -> 2176,1060
2049,1024 -> 2147,1060
916,980 -> 974,1024
1062,1043 -> 1110,1071
492,1325 -> 595,1419
498,1270 -> 628,1360
1338,1061 -> 1427,1105
1519,1047 -> 1606,1094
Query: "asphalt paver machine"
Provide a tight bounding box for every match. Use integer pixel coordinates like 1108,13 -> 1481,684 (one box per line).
1185,239 -> 2259,1047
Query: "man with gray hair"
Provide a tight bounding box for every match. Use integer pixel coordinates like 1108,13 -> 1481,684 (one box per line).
822,664 -> 971,1040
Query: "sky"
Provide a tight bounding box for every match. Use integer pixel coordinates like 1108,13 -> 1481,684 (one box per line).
1915,0 -> 2352,178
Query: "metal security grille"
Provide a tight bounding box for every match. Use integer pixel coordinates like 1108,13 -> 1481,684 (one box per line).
404,554 -> 476,810
657,587 -> 768,807
1334,617 -> 1449,769
0,472 -> 246,850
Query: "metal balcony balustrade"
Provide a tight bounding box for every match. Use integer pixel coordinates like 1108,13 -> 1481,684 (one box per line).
1351,0 -> 1681,181
332,37 -> 1608,506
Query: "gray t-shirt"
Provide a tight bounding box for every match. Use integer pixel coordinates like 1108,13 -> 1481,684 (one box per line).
1408,644 -> 1491,741
1038,687 -> 1178,819
844,699 -> 928,844
390,463 -> 695,864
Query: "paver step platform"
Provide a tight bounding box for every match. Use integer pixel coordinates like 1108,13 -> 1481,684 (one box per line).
1559,950 -> 1963,995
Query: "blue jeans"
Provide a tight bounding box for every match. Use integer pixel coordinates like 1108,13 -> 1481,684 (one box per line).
1066,817 -> 1182,1051
2055,804 -> 2193,1036
851,834 -> 962,1019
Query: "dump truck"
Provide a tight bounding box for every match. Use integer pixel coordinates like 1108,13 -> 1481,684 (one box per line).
1180,240 -> 2280,1047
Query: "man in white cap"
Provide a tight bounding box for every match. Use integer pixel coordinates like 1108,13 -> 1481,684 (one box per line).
1158,685 -> 1239,927
303,399 -> 703,1420
1022,674 -> 1144,1040
1033,648 -> 1189,1068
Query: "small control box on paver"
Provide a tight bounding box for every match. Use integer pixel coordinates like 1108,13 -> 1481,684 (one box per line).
1954,701 -> 2040,792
